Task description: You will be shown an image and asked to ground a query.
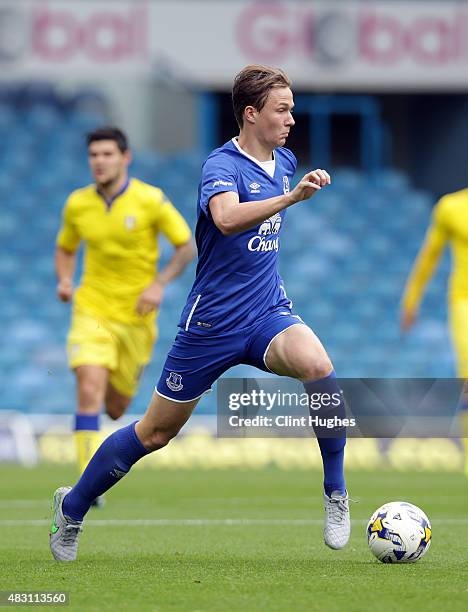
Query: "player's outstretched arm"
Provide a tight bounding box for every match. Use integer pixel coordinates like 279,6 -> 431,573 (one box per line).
291,169 -> 331,202
55,246 -> 76,302
400,197 -> 450,333
400,237 -> 445,333
210,169 -> 330,235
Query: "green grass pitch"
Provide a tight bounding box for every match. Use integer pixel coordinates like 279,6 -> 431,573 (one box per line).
0,465 -> 467,611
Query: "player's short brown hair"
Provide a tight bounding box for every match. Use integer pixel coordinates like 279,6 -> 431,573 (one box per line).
86,126 -> 129,152
232,65 -> 292,128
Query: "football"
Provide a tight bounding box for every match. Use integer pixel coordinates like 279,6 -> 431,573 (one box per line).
367,501 -> 432,563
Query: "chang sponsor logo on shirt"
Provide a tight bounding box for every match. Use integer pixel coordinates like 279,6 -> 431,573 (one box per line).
248,213 -> 282,252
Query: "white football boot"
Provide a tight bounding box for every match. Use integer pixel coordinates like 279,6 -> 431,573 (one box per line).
49,487 -> 83,561
323,490 -> 350,550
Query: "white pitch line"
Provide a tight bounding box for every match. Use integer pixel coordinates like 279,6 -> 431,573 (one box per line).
0,500 -> 49,507
0,518 -> 467,527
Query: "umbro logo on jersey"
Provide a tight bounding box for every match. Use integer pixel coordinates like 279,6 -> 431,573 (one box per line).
249,182 -> 261,194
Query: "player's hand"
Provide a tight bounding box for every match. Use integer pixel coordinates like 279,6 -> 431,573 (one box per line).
400,309 -> 417,333
136,281 -> 164,316
57,278 -> 73,302
289,169 -> 331,204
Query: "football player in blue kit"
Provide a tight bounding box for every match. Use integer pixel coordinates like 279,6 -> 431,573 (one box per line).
50,65 -> 351,561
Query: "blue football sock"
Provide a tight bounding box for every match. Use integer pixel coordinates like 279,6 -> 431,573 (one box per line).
303,371 -> 347,496
63,422 -> 148,521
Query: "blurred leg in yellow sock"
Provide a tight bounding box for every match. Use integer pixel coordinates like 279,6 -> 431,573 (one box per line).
74,415 -> 101,475
74,420 -> 101,475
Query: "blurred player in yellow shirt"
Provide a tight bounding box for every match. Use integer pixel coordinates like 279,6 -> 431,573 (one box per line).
400,188 -> 468,474
55,127 -> 195,491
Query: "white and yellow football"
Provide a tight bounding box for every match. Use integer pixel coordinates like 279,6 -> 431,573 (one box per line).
367,501 -> 432,563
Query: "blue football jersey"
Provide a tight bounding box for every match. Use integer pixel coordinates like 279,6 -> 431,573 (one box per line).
179,138 -> 297,333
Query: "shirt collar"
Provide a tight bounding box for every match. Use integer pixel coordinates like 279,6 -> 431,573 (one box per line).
96,178 -> 130,208
231,137 -> 275,165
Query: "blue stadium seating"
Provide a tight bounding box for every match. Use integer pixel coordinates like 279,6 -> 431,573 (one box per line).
0,85 -> 455,415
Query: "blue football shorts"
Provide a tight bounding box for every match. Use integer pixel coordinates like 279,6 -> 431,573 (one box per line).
156,308 -> 304,402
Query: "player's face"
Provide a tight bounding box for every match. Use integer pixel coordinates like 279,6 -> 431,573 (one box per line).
255,87 -> 295,148
88,140 -> 130,187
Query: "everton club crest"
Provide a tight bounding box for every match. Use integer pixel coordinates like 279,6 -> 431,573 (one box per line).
166,372 -> 183,392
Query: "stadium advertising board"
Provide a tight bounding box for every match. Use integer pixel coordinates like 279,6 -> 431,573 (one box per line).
0,0 -> 468,88
152,0 -> 468,90
0,0 -> 150,76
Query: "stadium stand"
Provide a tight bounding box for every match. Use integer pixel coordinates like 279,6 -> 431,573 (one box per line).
0,86 -> 454,416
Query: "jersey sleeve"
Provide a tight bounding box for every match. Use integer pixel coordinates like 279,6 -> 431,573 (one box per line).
154,192 -> 192,246
431,196 -> 452,243
401,197 -> 450,312
199,153 -> 239,216
56,196 -> 81,252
